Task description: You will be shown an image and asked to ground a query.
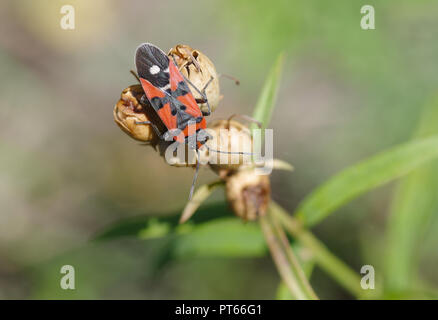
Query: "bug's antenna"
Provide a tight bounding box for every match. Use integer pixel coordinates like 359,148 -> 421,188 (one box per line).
130,69 -> 141,84
219,73 -> 240,85
189,151 -> 201,201
204,144 -> 255,156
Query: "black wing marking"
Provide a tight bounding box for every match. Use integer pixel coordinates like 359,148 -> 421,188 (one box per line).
135,43 -> 170,89
146,86 -> 193,131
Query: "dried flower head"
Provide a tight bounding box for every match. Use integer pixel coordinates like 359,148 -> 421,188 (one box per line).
168,44 -> 220,113
114,85 -> 156,142
225,168 -> 271,221
205,119 -> 254,178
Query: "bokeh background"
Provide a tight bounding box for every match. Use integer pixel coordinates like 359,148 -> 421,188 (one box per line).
1,0 -> 438,299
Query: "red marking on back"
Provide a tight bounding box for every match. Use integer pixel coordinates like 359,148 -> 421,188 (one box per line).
169,60 -> 185,91
139,78 -> 177,131
156,103 -> 177,131
139,62 -> 207,150
140,78 -> 165,99
177,95 -> 203,118
169,61 -> 203,118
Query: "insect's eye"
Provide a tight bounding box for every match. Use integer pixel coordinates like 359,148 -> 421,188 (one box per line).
206,132 -> 213,141
198,130 -> 212,142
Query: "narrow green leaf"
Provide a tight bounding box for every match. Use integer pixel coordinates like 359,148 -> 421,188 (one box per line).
93,203 -> 267,258
251,52 -> 284,129
93,204 -> 227,241
295,134 -> 438,227
137,218 -> 171,239
385,95 -> 438,293
272,202 -> 369,298
93,203 -> 267,275
174,218 -> 266,258
276,243 -> 315,300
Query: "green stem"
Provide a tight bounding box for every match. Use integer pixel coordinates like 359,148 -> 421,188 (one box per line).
269,209 -> 319,299
260,215 -> 314,300
271,201 -> 377,298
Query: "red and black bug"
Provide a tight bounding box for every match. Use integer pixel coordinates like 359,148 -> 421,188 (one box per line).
134,43 -> 252,199
135,43 -> 211,148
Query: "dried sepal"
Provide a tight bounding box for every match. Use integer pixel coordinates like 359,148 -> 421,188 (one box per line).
168,44 -> 220,113
271,159 -> 294,171
114,85 -> 156,142
180,180 -> 224,224
225,168 -> 271,221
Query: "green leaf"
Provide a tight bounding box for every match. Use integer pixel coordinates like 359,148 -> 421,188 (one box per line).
174,218 -> 266,258
385,95 -> 438,293
276,281 -> 294,300
93,203 -> 267,262
138,218 -> 172,239
295,134 -> 438,227
93,204 -> 226,241
251,52 -> 284,129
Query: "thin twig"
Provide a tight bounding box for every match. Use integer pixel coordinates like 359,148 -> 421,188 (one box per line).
270,201 -> 379,298
269,209 -> 318,300
260,215 -> 310,300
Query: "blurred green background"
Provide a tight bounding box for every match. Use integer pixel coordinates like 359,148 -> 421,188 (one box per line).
1,0 -> 438,299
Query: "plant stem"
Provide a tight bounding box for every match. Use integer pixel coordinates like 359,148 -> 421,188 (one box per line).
260,215 -> 316,300
270,201 -> 372,298
269,210 -> 319,300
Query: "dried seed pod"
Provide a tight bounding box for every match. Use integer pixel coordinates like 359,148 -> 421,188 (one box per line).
205,119 -> 253,178
114,85 -> 156,142
225,168 -> 271,221
168,44 -> 220,113
115,85 -> 207,167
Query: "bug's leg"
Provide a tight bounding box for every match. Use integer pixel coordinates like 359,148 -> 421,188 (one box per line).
194,79 -> 214,105
200,76 -> 214,93
188,150 -> 201,201
194,93 -> 210,117
172,53 -> 213,116
195,98 -> 207,104
183,75 -> 214,116
227,114 -> 262,129
130,70 -> 141,84
134,120 -> 164,139
198,76 -> 214,116
139,94 -> 149,106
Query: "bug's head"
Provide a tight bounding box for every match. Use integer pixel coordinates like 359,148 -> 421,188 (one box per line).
187,129 -> 212,151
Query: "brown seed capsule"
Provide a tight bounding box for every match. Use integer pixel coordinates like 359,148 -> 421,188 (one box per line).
168,44 -> 220,113
205,119 -> 254,178
153,118 -> 252,170
225,168 -> 271,221
114,84 -> 167,145
114,85 -> 156,142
